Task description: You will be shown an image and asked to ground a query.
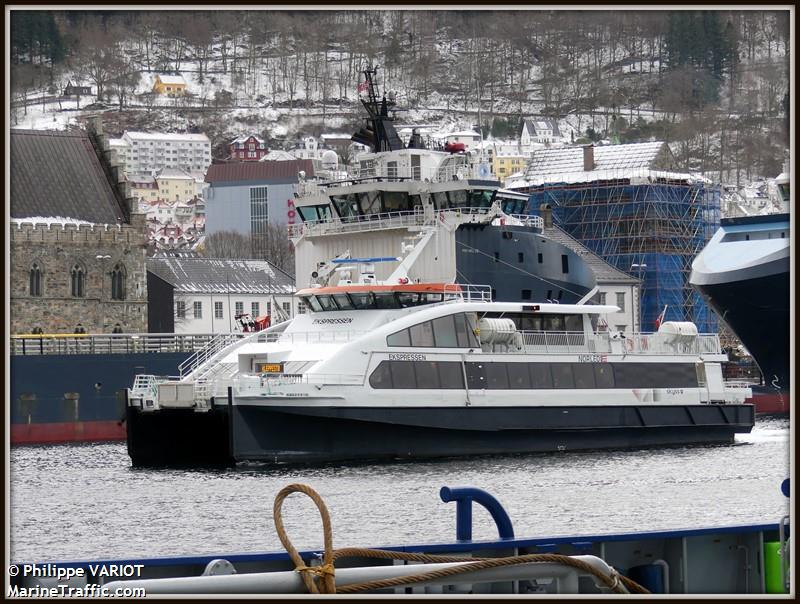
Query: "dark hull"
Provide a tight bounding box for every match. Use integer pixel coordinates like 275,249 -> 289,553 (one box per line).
455,224 -> 595,303
11,352 -> 191,445
694,270 -> 789,404
231,404 -> 753,463
126,400 -> 233,467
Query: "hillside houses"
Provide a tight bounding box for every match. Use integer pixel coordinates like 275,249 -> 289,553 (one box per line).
152,74 -> 187,97
229,134 -> 268,161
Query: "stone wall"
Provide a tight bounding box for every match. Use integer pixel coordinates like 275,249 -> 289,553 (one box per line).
10,214 -> 149,334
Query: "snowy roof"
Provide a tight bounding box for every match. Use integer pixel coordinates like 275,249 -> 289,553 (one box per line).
526,142 -> 666,177
523,118 -> 562,137
124,131 -> 210,143
156,168 -> 194,180
260,150 -> 299,162
127,173 -> 157,185
11,216 -> 98,227
155,74 -> 186,85
147,257 -> 295,295
521,167 -> 710,187
447,130 -> 481,137
11,129 -> 127,224
231,134 -> 265,145
109,138 -> 129,148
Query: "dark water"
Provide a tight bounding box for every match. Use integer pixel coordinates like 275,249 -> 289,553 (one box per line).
10,417 -> 791,563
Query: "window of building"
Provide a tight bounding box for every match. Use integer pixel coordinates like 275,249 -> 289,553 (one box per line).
599,292 -> 607,305
616,292 -> 625,312
250,186 -> 269,256
248,151 -> 256,158
251,302 -> 259,317
282,302 -> 291,315
176,301 -> 186,318
215,301 -> 223,319
235,301 -> 244,315
194,301 -> 202,319
70,264 -> 85,297
111,264 -> 126,300
298,302 -> 306,314
29,263 -> 43,296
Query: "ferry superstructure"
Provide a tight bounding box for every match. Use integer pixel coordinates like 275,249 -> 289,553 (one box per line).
127,271 -> 753,466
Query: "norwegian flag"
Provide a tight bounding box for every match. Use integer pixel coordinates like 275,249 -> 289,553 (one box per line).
655,305 -> 668,330
357,81 -> 369,93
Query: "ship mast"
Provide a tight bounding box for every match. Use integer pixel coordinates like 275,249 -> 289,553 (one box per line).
351,66 -> 404,153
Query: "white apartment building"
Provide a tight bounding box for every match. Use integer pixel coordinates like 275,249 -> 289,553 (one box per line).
109,131 -> 212,175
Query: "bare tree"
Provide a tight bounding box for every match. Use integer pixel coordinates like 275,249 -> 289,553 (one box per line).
71,23 -> 122,101
201,230 -> 254,259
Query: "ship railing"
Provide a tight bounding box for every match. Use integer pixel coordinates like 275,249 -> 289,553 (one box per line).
502,214 -> 545,229
250,330 -> 371,345
622,333 -> 722,355
129,374 -> 160,401
235,372 -> 365,393
288,209 -> 426,238
519,331 -> 596,353
178,333 -> 248,379
10,333 -> 222,356
444,283 -> 493,303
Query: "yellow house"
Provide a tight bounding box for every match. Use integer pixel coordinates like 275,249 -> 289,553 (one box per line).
492,154 -> 527,181
153,74 -> 187,97
127,174 -> 160,203
156,168 -> 197,202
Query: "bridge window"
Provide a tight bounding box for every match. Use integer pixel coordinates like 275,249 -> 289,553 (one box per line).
369,360 -> 465,390
388,313 -> 479,348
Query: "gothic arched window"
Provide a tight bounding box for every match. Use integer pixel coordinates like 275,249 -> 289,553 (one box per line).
111,263 -> 126,300
29,263 -> 42,296
71,263 -> 86,298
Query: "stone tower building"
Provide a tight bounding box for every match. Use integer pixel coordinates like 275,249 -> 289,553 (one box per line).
10,127 -> 148,334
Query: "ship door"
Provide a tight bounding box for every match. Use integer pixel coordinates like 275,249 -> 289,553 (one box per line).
465,360 -> 486,405
411,155 -> 421,180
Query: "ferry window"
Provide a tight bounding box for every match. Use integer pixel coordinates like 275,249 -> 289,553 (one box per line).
438,362 -> 465,389
572,364 -> 596,388
409,321 -> 435,346
594,364 -> 615,388
387,328 -> 411,347
543,314 -> 565,331
465,362 -> 486,389
317,295 -> 338,311
397,292 -> 424,307
424,293 -> 444,303
507,363 -> 531,389
529,364 -> 553,388
432,315 -> 459,347
485,363 -> 510,389
298,206 -> 318,222
521,289 -> 532,300
561,255 -> 569,273
565,315 -> 582,332
383,191 -> 409,212
454,313 -> 472,347
409,194 -> 423,210
537,253 -> 543,264
369,362 -> 393,388
305,296 -> 323,312
358,190 -> 382,215
414,361 -> 439,388
374,292 -> 400,309
551,363 -> 574,388
332,293 -> 354,310
349,292 -> 374,309
390,361 -> 415,387
518,252 -> 524,263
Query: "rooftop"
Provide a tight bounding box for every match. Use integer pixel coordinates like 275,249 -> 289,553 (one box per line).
124,131 -> 210,143
205,159 -> 315,183
11,129 -> 127,224
147,257 -> 295,295
155,74 -> 187,85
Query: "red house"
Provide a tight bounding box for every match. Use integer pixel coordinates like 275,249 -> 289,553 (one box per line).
229,134 -> 268,161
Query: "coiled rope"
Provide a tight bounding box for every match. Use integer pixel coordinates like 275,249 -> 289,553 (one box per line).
273,483 -> 650,595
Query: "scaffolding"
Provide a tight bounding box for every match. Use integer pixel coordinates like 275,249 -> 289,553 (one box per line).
528,177 -> 721,333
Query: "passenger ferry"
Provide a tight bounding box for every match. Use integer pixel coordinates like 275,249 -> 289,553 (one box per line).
127,258 -> 753,466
